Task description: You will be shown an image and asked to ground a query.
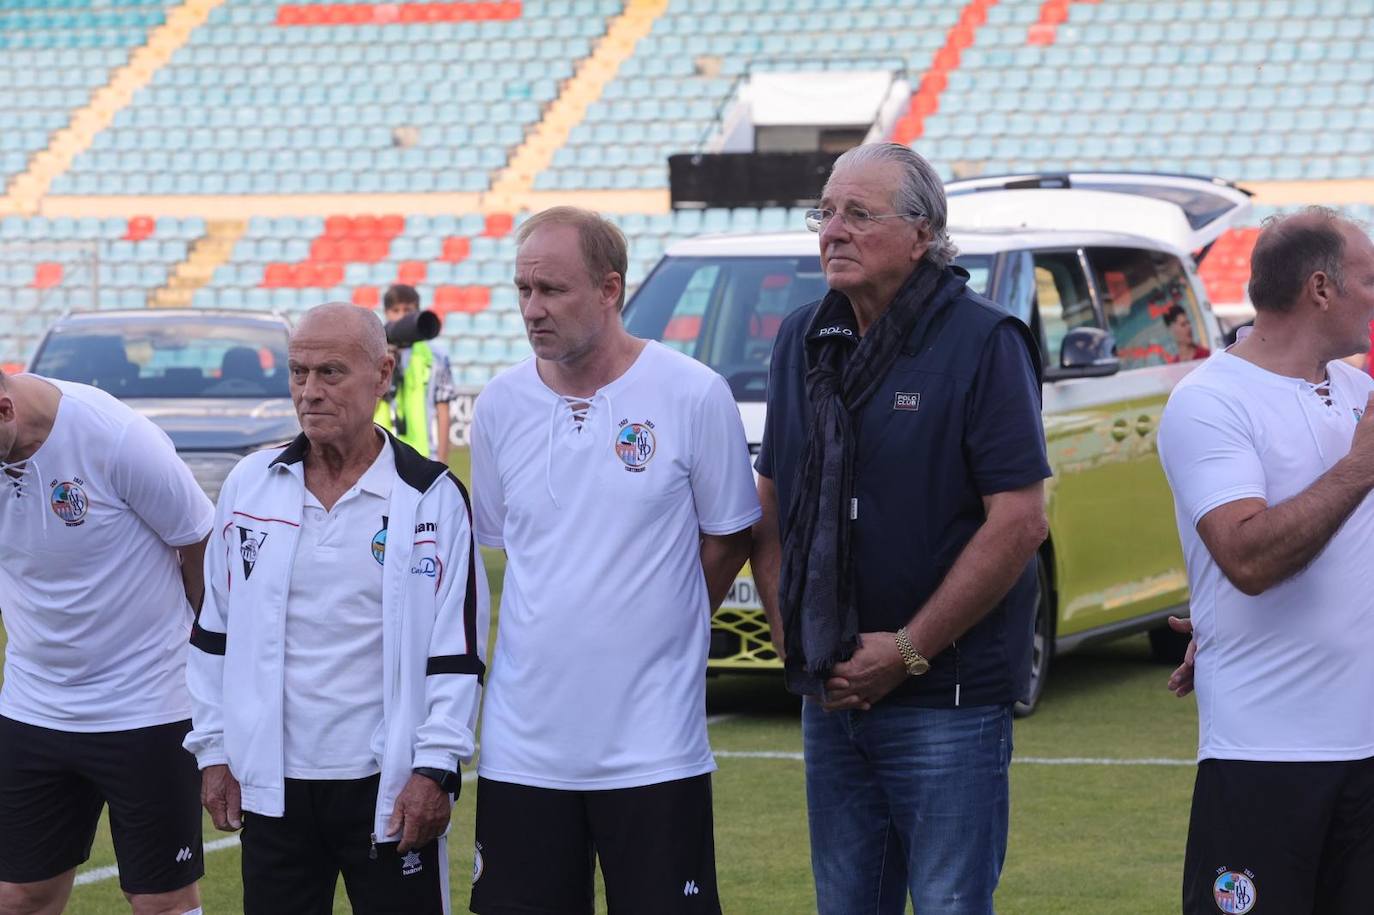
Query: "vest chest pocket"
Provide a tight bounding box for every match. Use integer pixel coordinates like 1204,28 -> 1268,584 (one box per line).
856,369 -> 967,471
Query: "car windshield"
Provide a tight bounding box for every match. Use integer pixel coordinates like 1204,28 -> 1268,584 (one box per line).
32,318 -> 291,398
624,253 -> 993,400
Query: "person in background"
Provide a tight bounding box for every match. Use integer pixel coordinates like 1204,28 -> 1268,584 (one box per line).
376,284 -> 459,464
1163,303 -> 1212,363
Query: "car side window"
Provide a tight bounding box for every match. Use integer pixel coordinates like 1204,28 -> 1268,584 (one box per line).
1031,250 -> 1097,368
1087,247 -> 1185,370
1151,252 -> 1212,362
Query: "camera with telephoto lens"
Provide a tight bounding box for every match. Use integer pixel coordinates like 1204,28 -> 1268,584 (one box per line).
381,310 -> 442,436
384,309 -> 442,348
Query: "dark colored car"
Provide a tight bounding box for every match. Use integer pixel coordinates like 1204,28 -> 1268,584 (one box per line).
27,309 -> 299,499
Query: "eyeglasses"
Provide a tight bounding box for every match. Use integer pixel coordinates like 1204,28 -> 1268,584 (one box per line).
804,207 -> 925,233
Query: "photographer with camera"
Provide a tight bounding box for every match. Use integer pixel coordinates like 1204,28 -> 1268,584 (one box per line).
375,285 -> 458,463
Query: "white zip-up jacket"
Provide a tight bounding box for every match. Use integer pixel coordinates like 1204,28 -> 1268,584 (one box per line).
184,430 -> 489,841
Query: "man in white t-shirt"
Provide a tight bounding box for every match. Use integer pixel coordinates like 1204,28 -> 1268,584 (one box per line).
0,369 -> 213,915
469,207 -> 759,914
1158,208 -> 1374,915
184,304 -> 488,914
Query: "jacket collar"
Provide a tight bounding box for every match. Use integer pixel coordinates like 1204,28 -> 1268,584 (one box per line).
803,263 -> 971,352
270,425 -> 449,494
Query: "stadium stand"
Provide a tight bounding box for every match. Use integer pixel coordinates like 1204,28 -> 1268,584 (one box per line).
48,0 -> 611,196
2,0 -> 1373,377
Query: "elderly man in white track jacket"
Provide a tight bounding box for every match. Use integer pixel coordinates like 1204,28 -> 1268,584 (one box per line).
184,303 -> 488,915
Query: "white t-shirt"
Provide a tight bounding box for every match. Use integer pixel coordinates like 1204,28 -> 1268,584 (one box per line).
1159,352 -> 1374,762
0,377 -> 214,731
471,342 -> 762,790
281,438 -> 392,779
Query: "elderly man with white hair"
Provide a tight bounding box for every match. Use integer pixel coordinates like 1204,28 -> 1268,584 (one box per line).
752,143 -> 1051,915
185,303 -> 489,915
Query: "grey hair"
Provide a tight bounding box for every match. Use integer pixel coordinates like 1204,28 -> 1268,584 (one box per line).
1248,206 -> 1356,312
825,142 -> 958,268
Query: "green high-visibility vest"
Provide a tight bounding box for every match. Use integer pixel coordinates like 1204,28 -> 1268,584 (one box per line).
374,339 -> 433,456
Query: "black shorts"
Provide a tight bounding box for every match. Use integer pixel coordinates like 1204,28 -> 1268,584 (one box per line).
0,715 -> 203,894
1183,756 -> 1374,915
471,773 -> 720,915
240,775 -> 447,915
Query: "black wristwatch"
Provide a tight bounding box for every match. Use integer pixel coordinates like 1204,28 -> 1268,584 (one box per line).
413,766 -> 462,797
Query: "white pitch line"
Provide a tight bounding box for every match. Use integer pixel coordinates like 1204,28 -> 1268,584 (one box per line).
705,713 -> 738,725
74,772 -> 481,887
75,753 -> 1193,886
713,750 -> 1194,766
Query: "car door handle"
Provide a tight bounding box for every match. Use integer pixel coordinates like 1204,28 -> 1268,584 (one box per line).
1111,418 -> 1129,441
1136,414 -> 1154,436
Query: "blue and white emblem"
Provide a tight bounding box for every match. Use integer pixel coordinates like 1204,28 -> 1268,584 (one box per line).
50,480 -> 88,526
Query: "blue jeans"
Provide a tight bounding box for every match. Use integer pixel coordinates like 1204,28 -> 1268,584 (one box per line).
802,698 -> 1013,915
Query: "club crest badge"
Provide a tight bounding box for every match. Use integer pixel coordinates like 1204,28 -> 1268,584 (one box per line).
615,419 -> 656,472
238,527 -> 268,579
472,842 -> 484,884
371,525 -> 387,565
50,479 -> 88,526
1213,868 -> 1257,914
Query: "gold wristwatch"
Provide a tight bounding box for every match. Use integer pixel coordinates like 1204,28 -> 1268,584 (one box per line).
894,627 -> 931,676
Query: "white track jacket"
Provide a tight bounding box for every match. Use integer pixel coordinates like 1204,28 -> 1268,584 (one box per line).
184,431 -> 488,841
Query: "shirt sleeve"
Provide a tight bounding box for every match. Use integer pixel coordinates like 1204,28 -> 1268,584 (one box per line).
964,320 -> 1053,496
469,394 -> 506,549
108,415 -> 215,547
1158,383 -> 1268,528
430,353 -> 458,405
755,327 -> 789,480
692,373 -> 763,535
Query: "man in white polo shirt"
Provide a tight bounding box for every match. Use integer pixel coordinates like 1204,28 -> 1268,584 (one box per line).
184,303 -> 488,914
1159,208 -> 1374,915
0,369 -> 213,915
469,207 -> 759,914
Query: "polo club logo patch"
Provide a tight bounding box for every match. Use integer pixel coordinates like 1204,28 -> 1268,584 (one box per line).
894,392 -> 921,412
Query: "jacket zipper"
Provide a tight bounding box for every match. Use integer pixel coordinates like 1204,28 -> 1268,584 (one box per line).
370,833 -> 378,860
952,639 -> 961,707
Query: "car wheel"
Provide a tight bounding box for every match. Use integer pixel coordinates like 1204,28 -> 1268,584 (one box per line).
1014,556 -> 1053,719
1148,621 -> 1190,665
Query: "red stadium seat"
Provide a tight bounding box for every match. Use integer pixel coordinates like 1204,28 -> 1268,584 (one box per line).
483,213 -> 514,237
933,46 -> 960,71
325,215 -> 353,238
378,214 -> 405,238
336,238 -> 364,263
352,214 -> 379,239
462,286 -> 491,311
948,23 -> 975,50
311,237 -> 343,262
441,236 -> 471,262
397,261 -> 426,285
125,215 -> 155,242
32,262 -> 63,289
317,262 -> 344,287
433,285 -> 461,314
353,286 -> 380,308
263,263 -> 293,287
1027,23 -> 1056,44
276,5 -> 304,25
360,238 -> 389,262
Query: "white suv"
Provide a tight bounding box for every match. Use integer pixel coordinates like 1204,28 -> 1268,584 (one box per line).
622,172 -> 1252,714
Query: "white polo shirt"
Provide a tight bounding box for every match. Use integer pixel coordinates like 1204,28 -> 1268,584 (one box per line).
1159,352 -> 1374,763
471,342 -> 761,790
281,436 -> 393,779
0,377 -> 214,731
